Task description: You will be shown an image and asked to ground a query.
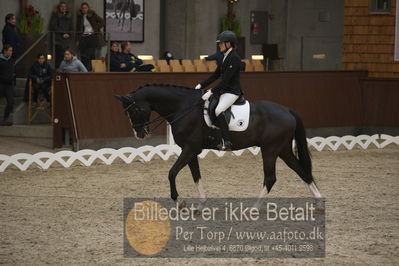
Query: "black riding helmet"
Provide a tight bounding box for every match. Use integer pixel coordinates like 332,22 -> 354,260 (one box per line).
216,30 -> 237,45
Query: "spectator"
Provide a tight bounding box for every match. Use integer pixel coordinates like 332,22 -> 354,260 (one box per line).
120,41 -> 154,72
0,44 -> 15,126
106,41 -> 125,72
2,14 -> 21,59
28,53 -> 53,106
58,49 -> 87,73
49,1 -> 73,68
76,2 -> 105,71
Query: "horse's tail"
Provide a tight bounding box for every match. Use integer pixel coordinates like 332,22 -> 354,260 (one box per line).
289,109 -> 314,184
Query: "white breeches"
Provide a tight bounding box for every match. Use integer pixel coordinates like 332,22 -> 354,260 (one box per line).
215,93 -> 239,117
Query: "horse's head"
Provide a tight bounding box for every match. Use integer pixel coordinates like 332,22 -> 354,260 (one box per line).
114,94 -> 151,140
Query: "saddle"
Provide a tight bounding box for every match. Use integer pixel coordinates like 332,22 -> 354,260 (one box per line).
206,93 -> 246,127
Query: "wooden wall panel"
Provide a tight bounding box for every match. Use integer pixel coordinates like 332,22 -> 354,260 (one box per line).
65,73 -> 206,140
53,74 -> 74,148
345,0 -> 369,7
241,71 -> 365,128
345,7 -> 370,16
343,0 -> 398,78
361,78 -> 399,126
53,71 -> 399,148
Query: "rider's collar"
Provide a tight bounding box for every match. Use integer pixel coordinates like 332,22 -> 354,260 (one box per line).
223,48 -> 233,62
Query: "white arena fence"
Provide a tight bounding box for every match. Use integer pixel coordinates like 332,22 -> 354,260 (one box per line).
0,134 -> 398,172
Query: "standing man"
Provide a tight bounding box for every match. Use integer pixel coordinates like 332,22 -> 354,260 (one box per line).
0,44 -> 15,126
76,2 -> 105,71
2,14 -> 21,59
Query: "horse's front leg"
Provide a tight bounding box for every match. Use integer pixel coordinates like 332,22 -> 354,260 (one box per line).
168,147 -> 195,204
188,156 -> 207,211
253,148 -> 278,210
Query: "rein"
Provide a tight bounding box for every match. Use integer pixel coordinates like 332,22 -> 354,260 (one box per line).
124,100 -> 202,134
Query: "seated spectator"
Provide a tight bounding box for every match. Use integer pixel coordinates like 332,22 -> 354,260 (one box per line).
205,50 -> 223,62
28,53 -> 53,105
120,41 -> 154,72
2,14 -> 21,59
107,41 -> 125,72
58,49 -> 88,72
0,44 -> 15,126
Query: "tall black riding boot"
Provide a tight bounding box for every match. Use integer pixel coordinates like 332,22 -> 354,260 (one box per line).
216,112 -> 232,151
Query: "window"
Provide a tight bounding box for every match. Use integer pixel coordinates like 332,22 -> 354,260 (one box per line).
371,0 -> 391,13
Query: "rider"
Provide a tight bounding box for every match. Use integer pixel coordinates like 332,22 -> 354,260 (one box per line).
195,31 -> 243,151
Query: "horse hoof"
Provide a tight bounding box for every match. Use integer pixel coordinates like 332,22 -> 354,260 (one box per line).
315,207 -> 325,214
194,209 -> 202,216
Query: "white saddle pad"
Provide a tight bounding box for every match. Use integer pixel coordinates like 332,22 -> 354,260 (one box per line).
203,100 -> 250,131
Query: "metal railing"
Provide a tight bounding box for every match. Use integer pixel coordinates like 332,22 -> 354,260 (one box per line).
14,31 -> 112,74
15,32 -> 48,66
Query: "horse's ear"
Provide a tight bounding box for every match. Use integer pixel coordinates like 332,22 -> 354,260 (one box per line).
114,95 -> 130,103
114,95 -> 123,102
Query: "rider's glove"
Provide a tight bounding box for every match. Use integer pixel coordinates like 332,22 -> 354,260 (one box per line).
201,89 -> 213,101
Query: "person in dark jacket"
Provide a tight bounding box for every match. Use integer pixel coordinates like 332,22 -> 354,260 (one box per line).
205,50 -> 223,62
120,41 -> 154,72
28,53 -> 53,104
49,1 -> 73,68
0,44 -> 15,126
76,2 -> 105,71
2,14 -> 21,59
107,41 -> 125,72
195,31 -> 243,151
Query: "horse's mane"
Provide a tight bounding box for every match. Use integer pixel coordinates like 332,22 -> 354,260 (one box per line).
130,83 -> 195,94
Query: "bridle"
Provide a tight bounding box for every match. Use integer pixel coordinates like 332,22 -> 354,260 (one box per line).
123,97 -> 202,134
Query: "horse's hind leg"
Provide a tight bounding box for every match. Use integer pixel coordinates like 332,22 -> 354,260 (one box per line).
188,157 -> 207,210
120,12 -> 125,29
122,14 -> 126,29
279,144 -> 322,198
253,148 -> 278,209
130,19 -> 133,32
118,8 -> 125,27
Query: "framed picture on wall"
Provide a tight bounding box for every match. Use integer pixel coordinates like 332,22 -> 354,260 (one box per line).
105,0 -> 144,42
396,0 -> 399,61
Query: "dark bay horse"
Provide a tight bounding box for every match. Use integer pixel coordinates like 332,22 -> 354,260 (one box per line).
115,84 -> 322,209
